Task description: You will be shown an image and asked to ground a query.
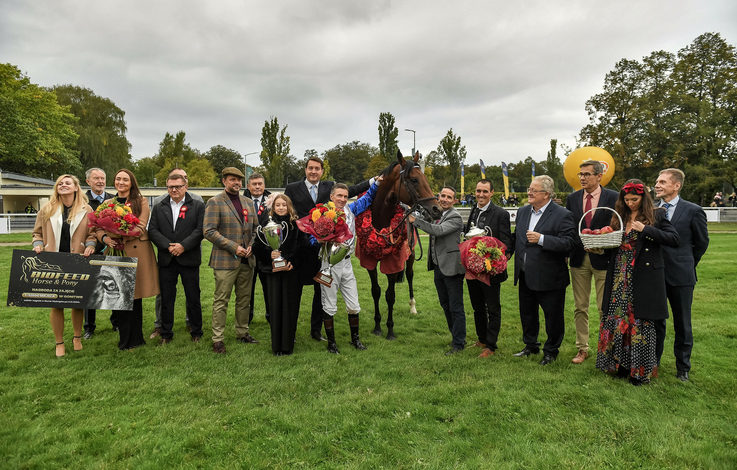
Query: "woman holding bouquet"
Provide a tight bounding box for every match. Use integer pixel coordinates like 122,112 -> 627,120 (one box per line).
253,194 -> 301,355
97,169 -> 160,350
32,175 -> 97,357
595,179 -> 679,385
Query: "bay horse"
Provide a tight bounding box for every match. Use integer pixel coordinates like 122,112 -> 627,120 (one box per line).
355,151 -> 442,339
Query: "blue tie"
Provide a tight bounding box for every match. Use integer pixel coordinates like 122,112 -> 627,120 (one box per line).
310,184 -> 317,203
662,202 -> 671,220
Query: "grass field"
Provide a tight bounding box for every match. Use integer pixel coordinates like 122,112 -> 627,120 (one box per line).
1,231 -> 736,469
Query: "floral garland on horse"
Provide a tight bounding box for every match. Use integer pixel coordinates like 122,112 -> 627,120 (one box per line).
355,205 -> 414,274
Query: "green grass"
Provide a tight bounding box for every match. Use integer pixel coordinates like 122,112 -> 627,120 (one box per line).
1,233 -> 736,468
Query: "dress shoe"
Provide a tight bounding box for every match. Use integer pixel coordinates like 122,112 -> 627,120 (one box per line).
472,341 -> 486,348
160,338 -> 172,345
191,335 -> 201,343
236,333 -> 259,344
478,348 -> 495,358
149,328 -> 161,339
445,347 -> 463,356
212,341 -> 226,354
571,350 -> 589,364
311,333 -> 327,342
513,347 -> 539,357
327,342 -> 340,354
83,331 -> 94,340
539,354 -> 556,366
677,371 -> 689,382
72,335 -> 83,351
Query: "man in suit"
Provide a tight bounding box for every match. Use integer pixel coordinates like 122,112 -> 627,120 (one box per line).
203,167 -> 259,354
149,168 -> 204,339
284,156 -> 370,341
82,167 -> 116,339
566,160 -> 619,364
513,175 -> 576,365
464,179 -> 513,358
244,172 -> 271,324
148,173 -> 205,343
410,186 -> 466,356
654,168 -> 709,381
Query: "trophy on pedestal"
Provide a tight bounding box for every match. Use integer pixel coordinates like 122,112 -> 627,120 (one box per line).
464,222 -> 491,239
255,217 -> 290,271
313,241 -> 350,288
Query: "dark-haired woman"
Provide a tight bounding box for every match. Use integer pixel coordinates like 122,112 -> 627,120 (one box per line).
97,169 -> 160,350
596,179 -> 679,385
253,194 -> 301,355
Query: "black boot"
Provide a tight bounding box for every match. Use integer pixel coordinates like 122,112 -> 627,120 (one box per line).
348,314 -> 366,350
324,317 -> 339,354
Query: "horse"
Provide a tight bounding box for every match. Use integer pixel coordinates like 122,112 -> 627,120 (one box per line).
355,151 -> 442,339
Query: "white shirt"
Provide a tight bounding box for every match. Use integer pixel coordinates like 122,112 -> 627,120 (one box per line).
528,199 -> 552,246
660,195 -> 680,220
170,197 -> 186,229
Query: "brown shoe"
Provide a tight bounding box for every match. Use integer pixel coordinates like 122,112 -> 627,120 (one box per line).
160,338 -> 172,345
237,333 -> 259,344
571,350 -> 589,364
149,328 -> 161,339
478,348 -> 495,358
472,341 -> 486,348
191,335 -> 201,343
212,341 -> 226,354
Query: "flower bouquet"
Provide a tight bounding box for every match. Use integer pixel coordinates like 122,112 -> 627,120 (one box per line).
87,200 -> 141,256
459,236 -> 508,286
296,202 -> 353,286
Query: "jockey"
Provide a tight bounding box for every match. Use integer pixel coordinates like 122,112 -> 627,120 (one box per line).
316,179 -> 380,353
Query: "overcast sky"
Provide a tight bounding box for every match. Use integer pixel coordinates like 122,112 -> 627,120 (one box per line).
2,0 -> 736,167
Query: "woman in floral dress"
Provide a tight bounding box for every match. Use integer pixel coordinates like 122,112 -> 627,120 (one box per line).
595,179 -> 679,385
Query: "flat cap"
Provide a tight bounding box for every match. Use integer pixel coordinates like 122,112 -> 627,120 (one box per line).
222,167 -> 245,178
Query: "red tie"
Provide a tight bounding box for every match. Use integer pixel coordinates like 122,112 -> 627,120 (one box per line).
584,194 -> 593,227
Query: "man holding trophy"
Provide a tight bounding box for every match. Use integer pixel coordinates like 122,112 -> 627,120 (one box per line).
298,179 -> 380,354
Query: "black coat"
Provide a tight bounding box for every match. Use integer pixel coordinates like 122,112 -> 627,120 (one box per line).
253,215 -> 300,274
513,202 -> 577,291
566,187 -> 619,270
148,193 -> 205,267
465,202 -> 513,283
657,198 -> 709,287
601,209 -> 680,320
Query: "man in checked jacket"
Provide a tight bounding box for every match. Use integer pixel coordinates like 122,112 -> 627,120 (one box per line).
203,167 -> 259,354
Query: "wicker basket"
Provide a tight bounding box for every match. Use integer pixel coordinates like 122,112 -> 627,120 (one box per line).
578,206 -> 624,250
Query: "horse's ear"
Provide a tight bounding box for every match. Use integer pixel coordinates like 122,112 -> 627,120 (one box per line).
396,150 -> 404,165
413,151 -> 421,163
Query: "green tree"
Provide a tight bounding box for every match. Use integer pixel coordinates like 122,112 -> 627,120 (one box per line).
52,85 -> 131,180
185,157 -> 217,187
546,138 -> 569,191
378,112 -> 399,165
203,145 -> 243,177
149,131 -> 200,185
260,117 -> 291,187
0,63 -> 80,177
323,141 -> 377,184
131,156 -> 159,186
436,128 -> 467,190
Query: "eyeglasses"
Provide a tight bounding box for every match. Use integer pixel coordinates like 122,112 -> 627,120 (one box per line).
167,185 -> 185,191
577,172 -> 596,178
527,188 -> 546,193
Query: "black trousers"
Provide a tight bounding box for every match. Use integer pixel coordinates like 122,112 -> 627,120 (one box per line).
248,266 -> 270,323
656,284 -> 694,373
159,261 -> 203,340
115,298 -> 145,350
83,309 -> 118,333
265,270 -> 299,354
467,279 -> 502,350
518,271 -> 566,357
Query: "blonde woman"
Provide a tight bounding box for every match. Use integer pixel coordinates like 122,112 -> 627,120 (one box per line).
32,175 -> 96,357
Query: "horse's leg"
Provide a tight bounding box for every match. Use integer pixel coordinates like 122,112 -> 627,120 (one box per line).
367,268 -> 383,336
385,273 -> 397,340
406,252 -> 417,315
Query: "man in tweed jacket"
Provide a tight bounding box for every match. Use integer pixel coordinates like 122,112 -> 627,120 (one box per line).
203,167 -> 259,354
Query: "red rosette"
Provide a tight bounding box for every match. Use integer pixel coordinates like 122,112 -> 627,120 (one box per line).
459,236 -> 507,286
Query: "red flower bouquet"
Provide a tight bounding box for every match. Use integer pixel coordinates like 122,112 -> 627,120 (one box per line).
87,200 -> 141,256
296,202 -> 352,243
459,236 -> 507,286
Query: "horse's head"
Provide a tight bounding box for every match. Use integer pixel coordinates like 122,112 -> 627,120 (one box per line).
371,151 -> 442,229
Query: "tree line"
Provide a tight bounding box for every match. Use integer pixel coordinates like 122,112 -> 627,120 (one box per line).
1,32 -> 734,203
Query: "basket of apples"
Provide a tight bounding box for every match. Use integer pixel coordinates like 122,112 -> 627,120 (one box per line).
578,206 -> 624,250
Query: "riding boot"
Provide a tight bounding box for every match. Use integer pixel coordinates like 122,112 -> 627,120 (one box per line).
348,314 -> 367,350
324,317 -> 339,354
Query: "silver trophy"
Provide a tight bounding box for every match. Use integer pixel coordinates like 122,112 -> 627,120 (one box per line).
314,241 -> 350,288
256,216 -> 290,271
464,222 -> 491,239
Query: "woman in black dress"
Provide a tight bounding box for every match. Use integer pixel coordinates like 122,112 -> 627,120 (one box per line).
596,179 -> 679,385
254,194 -> 300,355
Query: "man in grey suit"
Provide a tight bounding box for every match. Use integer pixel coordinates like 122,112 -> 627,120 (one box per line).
512,176 -> 576,365
410,186 -> 466,356
654,168 -> 709,382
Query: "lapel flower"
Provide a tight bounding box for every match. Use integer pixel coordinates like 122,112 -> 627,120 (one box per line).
179,205 -> 188,219
242,208 -> 249,218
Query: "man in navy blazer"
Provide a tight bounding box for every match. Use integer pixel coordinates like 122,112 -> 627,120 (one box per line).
284,156 -> 371,341
654,168 -> 709,381
566,160 -> 619,364
513,176 -> 576,365
148,173 -> 206,343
